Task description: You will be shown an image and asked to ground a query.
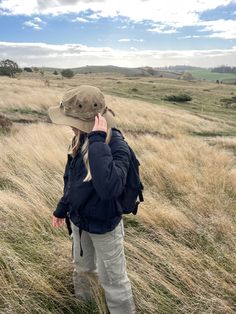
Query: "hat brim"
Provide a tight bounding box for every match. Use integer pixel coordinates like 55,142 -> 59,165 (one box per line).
48,106 -> 117,133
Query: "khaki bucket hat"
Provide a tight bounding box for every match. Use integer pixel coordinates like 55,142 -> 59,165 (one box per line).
48,85 -> 116,133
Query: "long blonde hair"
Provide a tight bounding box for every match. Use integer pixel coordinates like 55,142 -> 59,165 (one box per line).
68,128 -> 113,182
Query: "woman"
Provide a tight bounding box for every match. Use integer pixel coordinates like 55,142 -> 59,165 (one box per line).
48,85 -> 136,314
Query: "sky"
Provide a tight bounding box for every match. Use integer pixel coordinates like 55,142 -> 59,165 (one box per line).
0,0 -> 236,68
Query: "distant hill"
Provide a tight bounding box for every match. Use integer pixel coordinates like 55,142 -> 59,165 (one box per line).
41,65 -> 188,79
40,65 -> 150,76
73,65 -> 194,79
36,65 -> 200,81
157,65 -> 205,71
72,65 -> 150,76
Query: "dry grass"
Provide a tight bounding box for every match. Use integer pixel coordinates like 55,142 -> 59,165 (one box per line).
205,136 -> 236,156
0,77 -> 60,111
0,76 -> 233,135
0,76 -> 236,313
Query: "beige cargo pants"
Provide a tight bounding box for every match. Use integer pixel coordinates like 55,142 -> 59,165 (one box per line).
70,219 -> 136,314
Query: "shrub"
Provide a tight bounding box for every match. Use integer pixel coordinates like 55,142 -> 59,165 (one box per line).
163,94 -> 192,102
39,69 -> 44,77
24,67 -> 33,72
0,114 -> 12,134
181,72 -> 194,81
220,96 -> 236,109
61,69 -> 74,78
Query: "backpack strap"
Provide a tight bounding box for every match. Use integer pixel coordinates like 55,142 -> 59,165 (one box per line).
111,128 -> 125,140
139,182 -> 144,202
132,183 -> 144,215
65,214 -> 72,236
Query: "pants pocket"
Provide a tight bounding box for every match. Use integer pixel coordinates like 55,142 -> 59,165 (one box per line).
103,250 -> 125,285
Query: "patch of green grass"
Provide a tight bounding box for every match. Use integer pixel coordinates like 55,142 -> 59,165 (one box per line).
130,87 -> 139,92
163,94 -> 192,102
220,96 -> 236,109
222,78 -> 236,84
189,130 -> 236,137
123,216 -> 142,228
7,108 -> 47,116
151,283 -> 183,314
214,254 -> 236,275
221,289 -> 236,311
0,177 -> 15,190
0,128 -> 10,135
189,69 -> 236,82
61,299 -> 100,314
103,77 -> 236,127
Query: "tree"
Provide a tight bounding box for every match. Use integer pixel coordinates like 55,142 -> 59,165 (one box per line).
0,59 -> 20,77
53,70 -> 59,75
181,71 -> 194,81
24,67 -> 33,72
61,69 -> 74,78
212,66 -> 236,73
144,66 -> 156,76
39,69 -> 44,77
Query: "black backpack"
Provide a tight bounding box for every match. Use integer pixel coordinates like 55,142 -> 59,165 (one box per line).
115,139 -> 144,215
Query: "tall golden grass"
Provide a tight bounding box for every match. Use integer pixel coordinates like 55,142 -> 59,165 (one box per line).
0,77 -> 60,111
0,77 -> 236,313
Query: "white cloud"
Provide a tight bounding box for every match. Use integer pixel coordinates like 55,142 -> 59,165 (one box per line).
0,0 -> 232,25
0,41 -> 236,68
23,16 -> 46,30
179,35 -> 201,39
0,0 -> 235,39
118,25 -> 128,29
147,24 -> 177,34
118,39 -> 131,42
199,19 -> 236,39
72,16 -> 89,22
86,12 -> 101,19
118,38 -> 143,42
33,17 -> 42,23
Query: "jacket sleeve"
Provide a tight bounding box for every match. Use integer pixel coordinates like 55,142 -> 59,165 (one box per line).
53,155 -> 71,218
88,130 -> 130,200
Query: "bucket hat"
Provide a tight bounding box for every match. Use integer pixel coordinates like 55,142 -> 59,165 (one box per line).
48,85 -> 116,133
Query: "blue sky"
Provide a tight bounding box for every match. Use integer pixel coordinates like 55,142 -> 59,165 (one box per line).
0,0 -> 236,68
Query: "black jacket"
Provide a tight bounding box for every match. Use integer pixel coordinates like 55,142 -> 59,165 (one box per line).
53,127 -> 130,234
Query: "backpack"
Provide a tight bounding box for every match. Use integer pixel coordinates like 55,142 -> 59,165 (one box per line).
115,139 -> 144,215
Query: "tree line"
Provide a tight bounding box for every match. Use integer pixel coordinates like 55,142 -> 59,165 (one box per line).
0,59 -> 75,78
211,66 -> 236,73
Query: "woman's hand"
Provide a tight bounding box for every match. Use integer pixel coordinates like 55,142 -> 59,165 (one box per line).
52,215 -> 65,228
92,113 -> 107,133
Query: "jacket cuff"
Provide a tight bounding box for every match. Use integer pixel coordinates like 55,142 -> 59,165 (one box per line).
88,130 -> 107,144
53,201 -> 68,218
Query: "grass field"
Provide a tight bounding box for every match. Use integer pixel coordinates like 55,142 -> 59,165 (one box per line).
13,71 -> 236,129
189,69 -> 236,82
0,74 -> 236,314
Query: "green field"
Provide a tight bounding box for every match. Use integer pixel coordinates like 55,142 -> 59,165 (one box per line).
189,69 -> 236,82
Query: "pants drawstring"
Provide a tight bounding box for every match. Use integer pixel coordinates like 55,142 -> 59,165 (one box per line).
71,236 -> 74,259
79,229 -> 83,257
